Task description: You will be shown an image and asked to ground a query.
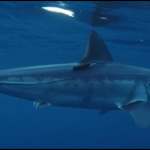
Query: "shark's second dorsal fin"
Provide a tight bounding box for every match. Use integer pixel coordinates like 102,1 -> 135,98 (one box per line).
79,30 -> 113,63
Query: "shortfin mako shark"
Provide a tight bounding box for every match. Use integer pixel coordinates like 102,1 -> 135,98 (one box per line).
0,30 -> 150,128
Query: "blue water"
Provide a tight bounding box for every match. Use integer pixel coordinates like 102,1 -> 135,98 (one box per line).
0,1 -> 150,148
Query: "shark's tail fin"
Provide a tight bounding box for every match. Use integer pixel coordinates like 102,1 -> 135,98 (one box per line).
122,101 -> 150,129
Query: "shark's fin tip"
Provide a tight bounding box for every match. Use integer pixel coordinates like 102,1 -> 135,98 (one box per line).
99,109 -> 110,115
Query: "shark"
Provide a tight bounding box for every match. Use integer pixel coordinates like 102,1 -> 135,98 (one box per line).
0,30 -> 150,128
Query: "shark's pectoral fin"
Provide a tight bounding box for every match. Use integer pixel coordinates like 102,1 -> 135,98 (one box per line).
122,101 -> 150,129
99,109 -> 110,115
33,102 -> 51,109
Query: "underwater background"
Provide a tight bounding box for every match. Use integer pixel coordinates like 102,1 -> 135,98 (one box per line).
0,1 -> 150,148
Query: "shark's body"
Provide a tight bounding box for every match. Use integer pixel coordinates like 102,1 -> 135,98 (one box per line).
0,30 -> 150,128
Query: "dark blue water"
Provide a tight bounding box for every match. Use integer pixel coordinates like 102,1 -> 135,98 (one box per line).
0,1 -> 150,148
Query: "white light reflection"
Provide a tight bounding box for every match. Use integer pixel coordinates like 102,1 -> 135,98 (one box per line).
42,6 -> 74,17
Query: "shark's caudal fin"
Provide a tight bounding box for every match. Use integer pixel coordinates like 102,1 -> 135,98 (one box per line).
122,101 -> 150,129
79,30 -> 113,63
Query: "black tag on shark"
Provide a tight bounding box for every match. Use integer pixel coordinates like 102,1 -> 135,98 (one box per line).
73,63 -> 91,71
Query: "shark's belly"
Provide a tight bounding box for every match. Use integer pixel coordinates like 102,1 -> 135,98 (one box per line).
0,78 -> 148,110
42,78 -> 148,110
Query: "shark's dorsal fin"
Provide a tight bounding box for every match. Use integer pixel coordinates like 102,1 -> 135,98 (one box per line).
79,30 -> 113,63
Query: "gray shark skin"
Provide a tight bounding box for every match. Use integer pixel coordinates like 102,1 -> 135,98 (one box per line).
1,30 -> 150,128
